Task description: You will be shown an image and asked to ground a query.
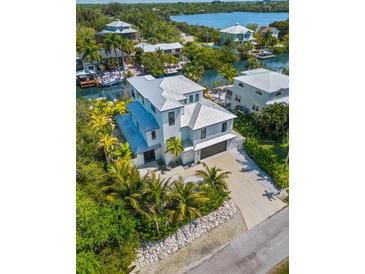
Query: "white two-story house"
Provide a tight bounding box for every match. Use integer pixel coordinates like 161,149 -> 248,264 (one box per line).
226,68 -> 289,113
220,23 -> 254,45
115,75 -> 241,167
95,19 -> 138,43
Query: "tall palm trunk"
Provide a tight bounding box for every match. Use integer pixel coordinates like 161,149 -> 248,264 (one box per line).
113,46 -> 121,73
155,219 -> 160,235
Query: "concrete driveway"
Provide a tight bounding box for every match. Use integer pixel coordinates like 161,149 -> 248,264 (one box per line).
148,149 -> 286,229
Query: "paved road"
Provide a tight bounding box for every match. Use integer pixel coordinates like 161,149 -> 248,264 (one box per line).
186,207 -> 289,274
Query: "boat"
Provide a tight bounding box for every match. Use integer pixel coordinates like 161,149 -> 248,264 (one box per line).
99,71 -> 123,87
253,49 -> 275,60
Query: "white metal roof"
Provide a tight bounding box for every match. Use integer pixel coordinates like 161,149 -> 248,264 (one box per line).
220,23 -> 254,34
235,68 -> 289,93
181,98 -> 237,130
135,42 -> 182,53
99,28 -> 137,35
266,96 -> 289,105
106,19 -> 132,28
194,133 -> 237,151
127,75 -> 205,112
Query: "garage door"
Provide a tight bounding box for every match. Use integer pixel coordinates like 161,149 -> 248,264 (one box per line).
200,141 -> 227,159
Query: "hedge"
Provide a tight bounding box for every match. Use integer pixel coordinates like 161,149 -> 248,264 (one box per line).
244,137 -> 288,189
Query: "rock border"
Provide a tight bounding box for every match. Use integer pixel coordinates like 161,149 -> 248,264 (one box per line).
137,200 -> 238,267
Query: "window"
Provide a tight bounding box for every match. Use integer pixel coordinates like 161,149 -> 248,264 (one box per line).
252,104 -> 256,110
235,95 -> 241,102
201,128 -> 207,139
222,122 -> 227,132
195,93 -> 199,102
276,91 -> 282,97
256,90 -> 263,95
131,89 -> 135,98
151,104 -> 156,113
142,97 -> 145,105
137,92 -> 140,99
183,99 -> 187,104
168,111 -> 175,126
238,83 -> 244,88
189,94 -> 194,103
255,106 -> 260,111
151,130 -> 156,140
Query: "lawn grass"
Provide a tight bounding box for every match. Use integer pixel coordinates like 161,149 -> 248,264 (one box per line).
270,259 -> 289,274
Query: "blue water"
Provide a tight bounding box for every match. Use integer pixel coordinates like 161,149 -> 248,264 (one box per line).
199,53 -> 288,89
170,11 -> 288,29
77,53 -> 288,99
76,83 -> 126,100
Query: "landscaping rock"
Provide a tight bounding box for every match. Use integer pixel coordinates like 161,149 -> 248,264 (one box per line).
136,200 -> 238,267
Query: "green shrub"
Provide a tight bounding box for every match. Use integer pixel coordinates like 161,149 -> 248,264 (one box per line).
244,137 -> 288,189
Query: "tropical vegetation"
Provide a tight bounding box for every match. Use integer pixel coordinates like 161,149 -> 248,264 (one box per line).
219,63 -> 238,85
77,98 -> 232,272
234,104 -> 289,189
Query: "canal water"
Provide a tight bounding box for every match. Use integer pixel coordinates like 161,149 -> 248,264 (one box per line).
76,53 -> 288,99
199,53 -> 288,89
77,11 -> 289,99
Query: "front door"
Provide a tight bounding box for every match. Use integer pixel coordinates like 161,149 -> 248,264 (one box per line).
143,149 -> 155,163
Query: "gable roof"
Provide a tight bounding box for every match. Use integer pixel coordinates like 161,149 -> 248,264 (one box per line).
127,75 -> 205,112
181,98 -> 237,130
220,23 -> 254,34
235,68 -> 289,93
135,42 -> 182,53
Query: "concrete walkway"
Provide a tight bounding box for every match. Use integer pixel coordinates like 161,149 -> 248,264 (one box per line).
186,207 -> 289,274
144,149 -> 286,229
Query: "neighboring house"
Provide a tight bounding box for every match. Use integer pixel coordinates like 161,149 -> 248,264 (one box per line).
78,48 -> 127,69
226,68 -> 289,113
95,19 -> 138,43
116,75 -> 242,167
257,26 -> 280,38
219,23 -> 254,45
135,42 -> 183,57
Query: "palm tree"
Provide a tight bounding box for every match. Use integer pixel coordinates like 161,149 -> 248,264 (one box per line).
194,162 -> 231,192
183,64 -> 204,82
112,143 -> 132,161
103,33 -> 126,73
103,159 -> 145,213
112,100 -> 128,116
80,40 -> 101,64
219,63 -> 238,85
98,134 -> 117,164
89,113 -> 109,132
237,41 -> 254,59
245,56 -> 261,70
142,172 -> 171,234
165,137 -> 184,158
168,179 -> 208,222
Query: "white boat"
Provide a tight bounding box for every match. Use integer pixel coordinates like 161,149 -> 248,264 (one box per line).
99,72 -> 123,87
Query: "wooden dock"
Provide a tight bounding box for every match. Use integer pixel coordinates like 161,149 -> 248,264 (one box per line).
79,78 -> 98,88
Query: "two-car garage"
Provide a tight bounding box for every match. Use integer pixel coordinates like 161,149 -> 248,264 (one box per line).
200,140 -> 227,159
